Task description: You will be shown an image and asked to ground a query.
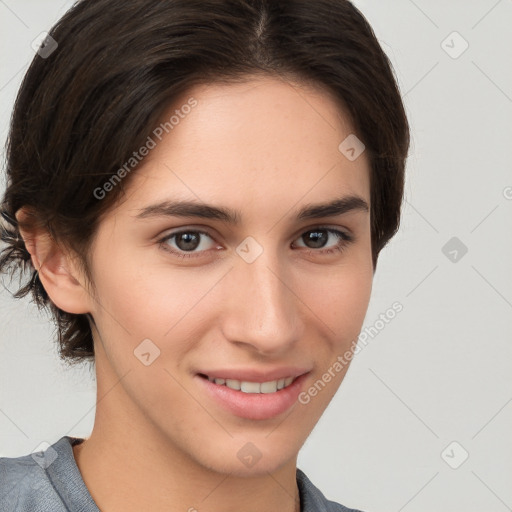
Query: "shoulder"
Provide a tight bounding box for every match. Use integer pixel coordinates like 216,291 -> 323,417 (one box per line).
0,450 -> 61,511
296,468 -> 365,512
0,436 -> 87,512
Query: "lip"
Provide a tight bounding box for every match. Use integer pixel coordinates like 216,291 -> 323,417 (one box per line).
195,370 -> 310,421
195,367 -> 310,383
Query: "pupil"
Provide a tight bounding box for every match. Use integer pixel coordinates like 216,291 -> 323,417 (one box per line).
177,233 -> 199,251
305,230 -> 327,248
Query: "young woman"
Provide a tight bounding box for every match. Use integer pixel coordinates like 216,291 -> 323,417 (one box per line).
0,0 -> 409,510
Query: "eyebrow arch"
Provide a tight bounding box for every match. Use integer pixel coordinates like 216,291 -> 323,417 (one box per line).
134,195 -> 369,224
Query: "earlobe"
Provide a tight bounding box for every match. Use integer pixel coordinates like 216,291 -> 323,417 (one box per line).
15,208 -> 93,315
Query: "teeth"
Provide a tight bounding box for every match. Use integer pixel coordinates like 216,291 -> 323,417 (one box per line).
225,379 -> 241,390
208,376 -> 296,393
260,381 -> 277,393
241,381 -> 260,393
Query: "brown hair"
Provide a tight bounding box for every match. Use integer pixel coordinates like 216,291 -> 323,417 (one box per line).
0,0 -> 409,366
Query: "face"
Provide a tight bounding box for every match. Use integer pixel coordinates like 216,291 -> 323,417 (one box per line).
82,75 -> 373,476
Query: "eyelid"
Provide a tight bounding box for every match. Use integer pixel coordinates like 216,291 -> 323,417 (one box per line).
292,223 -> 353,240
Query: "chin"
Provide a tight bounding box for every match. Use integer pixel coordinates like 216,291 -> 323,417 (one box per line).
191,440 -> 297,477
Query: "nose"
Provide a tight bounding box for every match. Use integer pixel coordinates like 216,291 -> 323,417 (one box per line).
220,246 -> 303,356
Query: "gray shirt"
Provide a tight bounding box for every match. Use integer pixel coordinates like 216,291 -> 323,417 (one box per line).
0,436 -> 363,512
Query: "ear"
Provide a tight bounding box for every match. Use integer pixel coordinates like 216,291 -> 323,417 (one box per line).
15,208 -> 93,315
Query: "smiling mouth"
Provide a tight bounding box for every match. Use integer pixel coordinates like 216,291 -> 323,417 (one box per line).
198,374 -> 296,394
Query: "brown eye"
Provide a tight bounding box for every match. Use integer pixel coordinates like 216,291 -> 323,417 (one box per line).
159,229 -> 218,258
175,232 -> 201,251
302,229 -> 329,249
293,227 -> 353,254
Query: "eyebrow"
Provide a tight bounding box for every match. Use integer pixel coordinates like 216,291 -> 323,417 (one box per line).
135,195 -> 369,224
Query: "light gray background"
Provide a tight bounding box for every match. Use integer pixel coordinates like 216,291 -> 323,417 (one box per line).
1,1 -> 511,511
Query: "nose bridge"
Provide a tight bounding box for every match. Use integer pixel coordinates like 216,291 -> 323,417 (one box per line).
221,242 -> 301,353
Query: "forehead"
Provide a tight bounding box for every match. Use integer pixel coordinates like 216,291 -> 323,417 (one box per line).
162,74 -> 358,157
118,75 -> 370,218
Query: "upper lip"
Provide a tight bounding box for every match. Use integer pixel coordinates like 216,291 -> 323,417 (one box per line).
196,367 -> 311,383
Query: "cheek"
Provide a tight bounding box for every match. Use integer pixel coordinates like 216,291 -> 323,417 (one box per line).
297,257 -> 373,345
90,247 -> 219,357
91,238 -> 159,321
309,277 -> 371,343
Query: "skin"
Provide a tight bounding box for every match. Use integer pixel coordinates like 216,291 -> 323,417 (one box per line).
18,75 -> 373,512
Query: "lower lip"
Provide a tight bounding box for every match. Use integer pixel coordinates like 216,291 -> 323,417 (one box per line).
196,373 -> 308,420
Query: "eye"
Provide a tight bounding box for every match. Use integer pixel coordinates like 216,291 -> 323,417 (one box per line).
158,226 -> 354,260
159,229 -> 220,259
293,227 -> 353,255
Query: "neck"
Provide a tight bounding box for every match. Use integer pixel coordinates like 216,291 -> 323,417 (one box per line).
73,429 -> 300,512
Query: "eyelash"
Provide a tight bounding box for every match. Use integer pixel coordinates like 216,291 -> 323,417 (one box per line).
157,226 -> 354,260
